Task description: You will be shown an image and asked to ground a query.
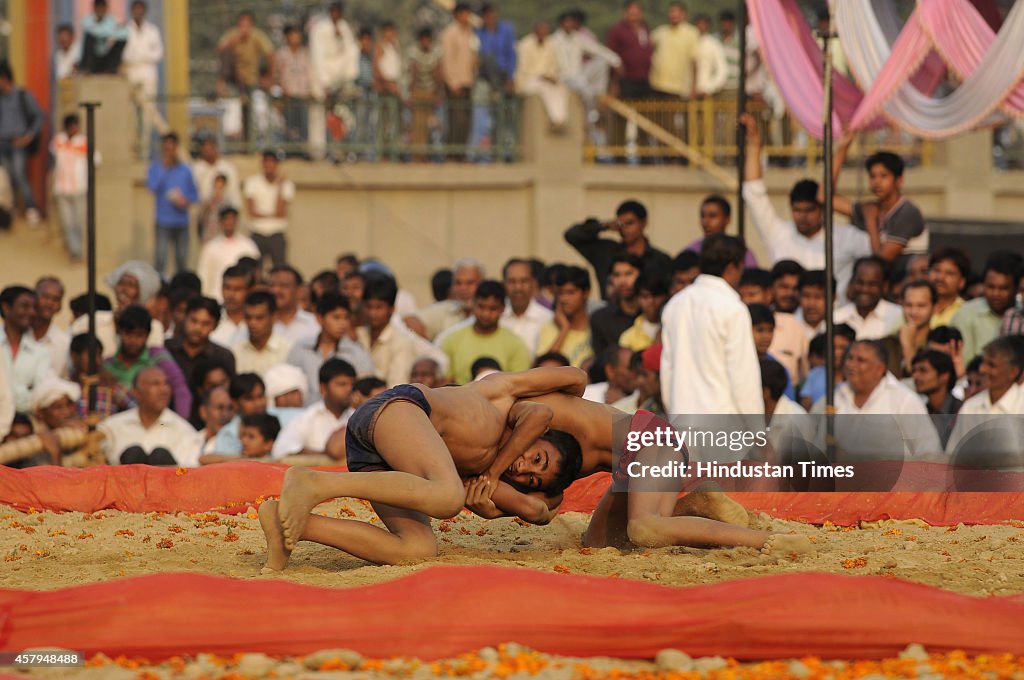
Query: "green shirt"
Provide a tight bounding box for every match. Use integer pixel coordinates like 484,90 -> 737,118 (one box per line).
441,325 -> 530,384
951,297 -> 1003,364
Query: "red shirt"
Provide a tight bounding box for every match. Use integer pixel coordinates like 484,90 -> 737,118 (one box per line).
607,20 -> 653,82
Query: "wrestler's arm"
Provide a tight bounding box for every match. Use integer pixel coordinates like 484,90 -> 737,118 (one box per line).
493,366 -> 588,399
466,477 -> 560,525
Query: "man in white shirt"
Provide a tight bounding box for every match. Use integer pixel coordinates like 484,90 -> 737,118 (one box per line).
308,2 -> 358,158
516,21 -> 569,128
0,357 -> 13,440
121,1 -> 164,157
243,151 -> 296,269
813,341 -> 941,459
233,291 -> 292,378
551,10 -> 622,143
31,277 -> 70,378
99,367 -> 201,466
2,286 -> 53,412
192,137 -> 241,208
833,256 -> 903,340
197,207 -> 259,302
740,114 -> 870,301
661,234 -> 763,415
210,264 -> 251,348
270,266 -> 320,346
272,358 -> 355,460
946,337 -> 1024,455
693,13 -> 727,98
53,24 -> 80,81
501,258 -> 552,357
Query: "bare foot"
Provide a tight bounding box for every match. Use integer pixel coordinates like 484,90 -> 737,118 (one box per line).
761,533 -> 815,559
278,467 -> 324,551
259,500 -> 292,572
675,485 -> 750,528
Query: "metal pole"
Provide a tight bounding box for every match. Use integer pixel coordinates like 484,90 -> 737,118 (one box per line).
819,17 -> 837,458
81,101 -> 100,416
736,0 -> 748,240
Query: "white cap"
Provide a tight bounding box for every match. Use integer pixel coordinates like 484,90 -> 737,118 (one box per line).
30,376 -> 82,412
263,364 -> 307,399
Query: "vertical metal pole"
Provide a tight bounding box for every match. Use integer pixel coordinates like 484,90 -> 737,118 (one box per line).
81,101 -> 100,416
819,18 -> 837,458
736,0 -> 748,240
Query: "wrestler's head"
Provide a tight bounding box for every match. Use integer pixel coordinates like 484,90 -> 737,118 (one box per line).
502,429 -> 582,494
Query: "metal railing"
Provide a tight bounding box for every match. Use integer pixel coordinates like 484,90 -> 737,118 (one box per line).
138,92 -> 523,163
584,97 -> 934,169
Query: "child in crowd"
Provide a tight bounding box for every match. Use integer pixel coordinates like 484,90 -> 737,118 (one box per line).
351,377 -> 387,409
240,413 -> 281,461
748,304 -> 795,401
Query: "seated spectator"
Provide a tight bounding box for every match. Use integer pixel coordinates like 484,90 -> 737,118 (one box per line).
799,324 -> 855,411
770,260 -> 804,314
271,358 -> 355,460
738,267 -> 773,305
309,270 -> 342,305
441,281 -> 531,385
210,265 -> 251,348
749,303 -> 795,401
352,377 -> 387,409
287,292 -> 375,404
233,291 -> 292,378
952,253 -> 1023,365
928,248 -> 970,328
590,254 -> 642,357
761,357 -> 806,420
197,207 -> 259,301
270,265 -> 320,346
470,357 -> 503,382
197,386 -> 235,455
32,277 -> 71,379
69,333 -> 132,419
501,258 -> 553,358
796,270 -> 833,339
407,356 -> 442,387
536,266 -> 593,368
99,367 -> 201,466
619,269 -> 670,351
582,345 -> 636,405
683,195 -> 757,267
201,411 -> 280,465
533,351 -> 571,369
408,258 -> 483,340
102,306 -> 191,418
880,280 -> 935,377
24,376 -> 83,465
79,0 -> 128,74
1,285 -> 52,413
166,296 -> 236,409
911,349 -> 961,449
263,363 -> 307,410
834,256 -> 903,340
669,250 -> 700,296
946,337 -> 1024,455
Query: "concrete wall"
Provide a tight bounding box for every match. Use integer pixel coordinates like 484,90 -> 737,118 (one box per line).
69,77 -> 1021,305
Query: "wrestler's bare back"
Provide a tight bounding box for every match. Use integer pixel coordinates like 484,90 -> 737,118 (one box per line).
416,382 -> 516,477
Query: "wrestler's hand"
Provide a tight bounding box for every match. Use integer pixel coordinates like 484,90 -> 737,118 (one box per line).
464,476 -> 502,519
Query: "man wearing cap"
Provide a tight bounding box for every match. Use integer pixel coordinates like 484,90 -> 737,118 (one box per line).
263,363 -> 308,410
197,204 -> 259,302
243,150 -> 295,269
29,376 -> 84,465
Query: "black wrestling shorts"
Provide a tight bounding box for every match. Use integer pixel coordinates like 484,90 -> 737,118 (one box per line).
345,384 -> 432,472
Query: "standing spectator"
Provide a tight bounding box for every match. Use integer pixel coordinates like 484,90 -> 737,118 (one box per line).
54,24 -> 80,81
551,10 -> 621,146
1,286 -> 52,412
564,200 -> 671,301
146,132 -> 198,275
516,21 -> 568,129
197,207 -> 259,301
51,114 -> 93,260
270,266 -> 320,345
590,254 -> 642,356
407,28 -> 443,159
233,291 -> 292,378
833,257 -> 903,340
441,281 -> 530,385
0,61 -> 44,226
352,28 -> 377,158
740,114 -> 870,301
501,258 -> 552,357
192,137 -> 241,212
99,367 -> 200,466
243,150 -> 295,269
210,265 -> 251,348
216,11 -> 275,96
103,305 -> 191,418
121,0 -> 164,157
693,14 -> 727,98
31,277 -> 70,378
471,4 -> 517,155
275,25 -> 320,148
650,2 -> 699,101
79,0 -> 128,74
952,253 -> 1022,364
661,235 -> 763,414
607,1 -> 653,99
308,1 -> 358,159
195,174 -> 232,244
928,248 -> 970,328
373,22 -> 403,159
910,349 -> 961,449
440,3 -> 478,158
536,266 -> 594,368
